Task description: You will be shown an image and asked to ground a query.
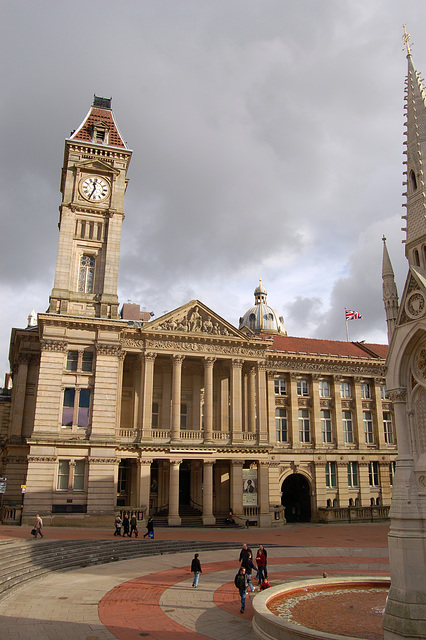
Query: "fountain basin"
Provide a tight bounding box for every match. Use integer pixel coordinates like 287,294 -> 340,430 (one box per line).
252,576 -> 390,640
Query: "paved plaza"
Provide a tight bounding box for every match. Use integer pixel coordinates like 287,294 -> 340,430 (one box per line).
0,522 -> 390,640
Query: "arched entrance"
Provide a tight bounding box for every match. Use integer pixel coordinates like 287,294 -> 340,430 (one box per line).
281,473 -> 311,522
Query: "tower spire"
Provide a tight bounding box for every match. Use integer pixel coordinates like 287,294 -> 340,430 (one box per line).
402,26 -> 426,269
381,235 -> 398,343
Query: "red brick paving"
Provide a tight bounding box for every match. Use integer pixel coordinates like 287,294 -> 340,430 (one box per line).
0,521 -> 390,548
99,554 -> 390,640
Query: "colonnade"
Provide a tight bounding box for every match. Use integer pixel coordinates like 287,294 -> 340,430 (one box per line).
123,352 -> 274,442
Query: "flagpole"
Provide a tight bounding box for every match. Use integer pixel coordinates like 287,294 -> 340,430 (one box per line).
345,309 -> 349,342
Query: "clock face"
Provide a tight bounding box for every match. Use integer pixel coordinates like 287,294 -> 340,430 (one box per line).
80,176 -> 110,202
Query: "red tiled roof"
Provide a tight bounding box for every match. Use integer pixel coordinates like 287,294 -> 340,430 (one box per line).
265,335 -> 388,360
72,107 -> 126,148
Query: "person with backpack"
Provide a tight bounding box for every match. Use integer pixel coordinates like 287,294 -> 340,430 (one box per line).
234,566 -> 249,613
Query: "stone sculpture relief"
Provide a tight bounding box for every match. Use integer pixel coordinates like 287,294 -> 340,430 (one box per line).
153,306 -> 232,336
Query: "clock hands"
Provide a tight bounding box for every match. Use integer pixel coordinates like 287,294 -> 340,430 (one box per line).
89,179 -> 98,199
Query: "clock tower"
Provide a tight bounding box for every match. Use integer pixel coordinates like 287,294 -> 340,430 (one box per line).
49,96 -> 132,319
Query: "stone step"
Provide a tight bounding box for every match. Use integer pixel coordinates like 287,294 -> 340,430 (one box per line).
0,539 -> 241,600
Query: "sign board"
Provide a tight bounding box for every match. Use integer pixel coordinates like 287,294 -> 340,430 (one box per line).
0,483 -> 6,494
0,477 -> 6,482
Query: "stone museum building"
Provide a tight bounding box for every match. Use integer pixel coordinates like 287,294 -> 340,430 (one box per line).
0,95 -> 397,528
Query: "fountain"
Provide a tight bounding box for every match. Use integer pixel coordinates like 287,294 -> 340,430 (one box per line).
252,577 -> 390,640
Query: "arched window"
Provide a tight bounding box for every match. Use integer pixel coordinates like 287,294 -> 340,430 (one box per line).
78,255 -> 95,293
413,249 -> 420,266
249,313 -> 256,331
410,169 -> 418,191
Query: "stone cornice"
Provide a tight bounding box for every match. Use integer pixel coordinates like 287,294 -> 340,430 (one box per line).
267,354 -> 386,377
38,313 -> 127,331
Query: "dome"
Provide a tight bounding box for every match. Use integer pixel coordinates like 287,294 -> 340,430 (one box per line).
239,281 -> 286,335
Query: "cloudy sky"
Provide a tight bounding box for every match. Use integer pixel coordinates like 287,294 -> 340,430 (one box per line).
1,1 -> 425,375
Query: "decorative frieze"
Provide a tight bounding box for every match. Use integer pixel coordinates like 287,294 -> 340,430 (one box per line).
96,343 -> 122,357
40,339 -> 68,353
28,456 -> 57,463
268,358 -> 386,377
87,457 -> 117,465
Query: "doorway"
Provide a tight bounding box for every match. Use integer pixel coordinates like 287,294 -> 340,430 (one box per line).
281,473 -> 311,522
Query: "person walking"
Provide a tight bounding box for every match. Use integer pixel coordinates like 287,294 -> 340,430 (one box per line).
129,514 -> 138,537
259,544 -> 268,578
122,514 -> 130,537
238,543 -> 252,564
33,514 -> 43,538
191,553 -> 202,588
234,566 -> 249,613
256,546 -> 266,584
144,516 -> 154,538
240,551 -> 257,592
114,514 -> 122,536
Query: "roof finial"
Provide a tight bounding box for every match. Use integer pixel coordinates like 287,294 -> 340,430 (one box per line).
403,24 -> 413,56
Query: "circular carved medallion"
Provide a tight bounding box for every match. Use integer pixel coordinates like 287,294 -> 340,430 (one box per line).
406,291 -> 426,319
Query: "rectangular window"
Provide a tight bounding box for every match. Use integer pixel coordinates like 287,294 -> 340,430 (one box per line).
347,461 -> 359,487
62,388 -> 75,426
78,389 -> 91,428
342,411 -> 354,443
380,384 -> 388,400
72,460 -> 85,491
275,408 -> 288,442
321,409 -> 332,443
274,378 -> 287,395
389,461 -> 396,486
297,379 -> 309,396
66,351 -> 78,371
298,409 -> 310,442
383,411 -> 394,444
180,403 -> 187,429
319,380 -> 330,398
361,383 -> 371,399
57,460 -> 70,490
340,381 -> 351,398
363,411 -> 374,444
82,351 -> 93,372
152,402 -> 159,428
325,462 -> 337,487
369,461 -> 380,487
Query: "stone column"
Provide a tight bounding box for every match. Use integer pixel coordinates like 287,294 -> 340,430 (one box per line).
258,461 -> 272,527
203,357 -> 216,443
171,355 -> 184,441
358,461 -> 370,506
115,351 -> 125,435
257,362 -> 268,444
248,366 -> 256,433
137,458 -> 152,523
288,373 -> 299,446
161,368 -> 171,431
230,460 -> 244,517
311,375 -> 322,447
9,354 -> 31,440
168,459 -> 182,526
134,355 -> 142,431
266,371 -> 276,444
373,380 -> 386,448
383,388 -> 426,640
353,377 -> 365,448
141,352 -> 156,440
333,376 -> 344,447
220,374 -> 229,432
337,460 -> 349,507
231,359 -> 243,443
202,460 -> 216,525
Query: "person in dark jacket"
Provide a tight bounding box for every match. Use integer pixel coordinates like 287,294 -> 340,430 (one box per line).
122,514 -> 130,537
191,553 -> 202,587
234,567 -> 249,613
129,514 -> 138,537
238,543 -> 252,564
144,516 -> 154,538
240,551 -> 257,592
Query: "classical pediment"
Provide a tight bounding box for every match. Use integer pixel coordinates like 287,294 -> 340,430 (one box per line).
398,266 -> 426,326
144,300 -> 247,339
74,158 -> 120,175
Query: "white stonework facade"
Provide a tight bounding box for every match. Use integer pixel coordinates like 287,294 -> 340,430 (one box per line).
0,97 -> 396,530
